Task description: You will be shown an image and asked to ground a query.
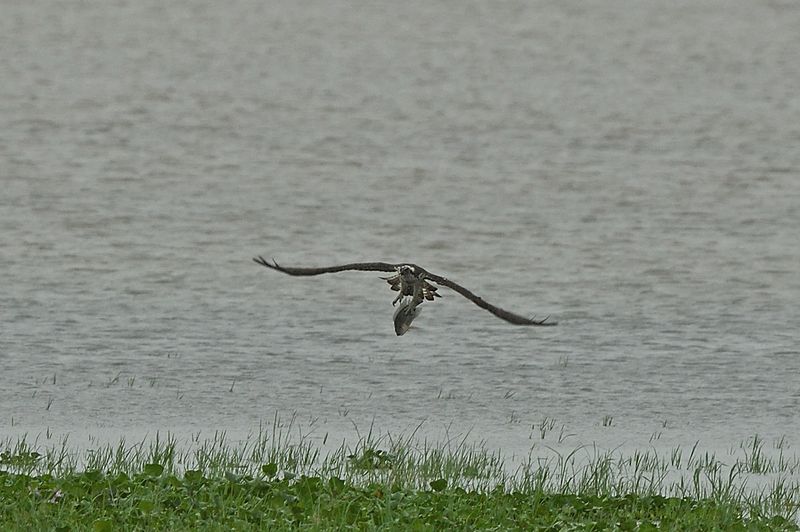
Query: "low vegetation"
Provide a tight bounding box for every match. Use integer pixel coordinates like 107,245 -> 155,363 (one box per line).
1,421 -> 798,530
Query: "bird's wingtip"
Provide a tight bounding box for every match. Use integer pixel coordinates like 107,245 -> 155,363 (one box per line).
529,314 -> 557,326
253,255 -> 277,268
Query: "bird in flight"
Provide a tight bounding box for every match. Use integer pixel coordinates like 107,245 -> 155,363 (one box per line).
252,256 -> 556,335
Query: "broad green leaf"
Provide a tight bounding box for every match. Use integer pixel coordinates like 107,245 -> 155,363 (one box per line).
184,469 -> 204,483
262,462 -> 278,477
429,478 -> 447,492
83,470 -> 103,484
92,519 -> 113,532
143,463 -> 164,477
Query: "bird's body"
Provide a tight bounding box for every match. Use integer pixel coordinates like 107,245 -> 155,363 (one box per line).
253,256 -> 555,335
382,265 -> 441,306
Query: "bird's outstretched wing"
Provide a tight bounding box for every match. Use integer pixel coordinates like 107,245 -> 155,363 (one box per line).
253,256 -> 400,275
422,270 -> 556,326
253,256 -> 556,327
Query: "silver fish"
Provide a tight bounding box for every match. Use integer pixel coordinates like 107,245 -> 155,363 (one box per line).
393,297 -> 422,336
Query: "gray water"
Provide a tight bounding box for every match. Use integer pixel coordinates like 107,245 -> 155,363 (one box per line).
2,0 -> 799,470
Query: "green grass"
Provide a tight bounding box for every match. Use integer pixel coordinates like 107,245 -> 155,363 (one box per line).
1,422 -> 798,531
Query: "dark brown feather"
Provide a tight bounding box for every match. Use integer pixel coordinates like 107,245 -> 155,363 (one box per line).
253,256 -> 399,275
422,271 -> 556,326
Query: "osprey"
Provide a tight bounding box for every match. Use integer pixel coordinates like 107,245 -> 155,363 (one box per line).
253,256 -> 556,335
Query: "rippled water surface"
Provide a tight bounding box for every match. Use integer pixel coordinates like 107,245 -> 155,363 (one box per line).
2,1 -> 799,468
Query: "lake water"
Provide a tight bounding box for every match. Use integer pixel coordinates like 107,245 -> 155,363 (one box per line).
2,0 -> 799,483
